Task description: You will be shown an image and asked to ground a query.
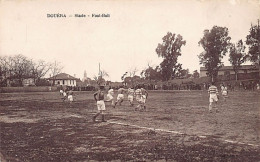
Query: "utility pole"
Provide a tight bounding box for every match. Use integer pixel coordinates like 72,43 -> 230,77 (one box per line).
99,63 -> 101,77
257,19 -> 260,81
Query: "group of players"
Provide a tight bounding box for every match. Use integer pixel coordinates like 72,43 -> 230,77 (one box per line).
59,88 -> 74,104
106,86 -> 148,109
60,82 -> 230,121
93,85 -> 149,122
59,85 -> 149,122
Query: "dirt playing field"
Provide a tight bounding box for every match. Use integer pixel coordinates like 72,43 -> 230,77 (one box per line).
0,90 -> 259,161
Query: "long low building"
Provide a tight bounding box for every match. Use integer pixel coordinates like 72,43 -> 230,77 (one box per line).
200,65 -> 259,78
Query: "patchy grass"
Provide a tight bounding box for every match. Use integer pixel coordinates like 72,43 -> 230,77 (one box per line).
0,91 -> 259,161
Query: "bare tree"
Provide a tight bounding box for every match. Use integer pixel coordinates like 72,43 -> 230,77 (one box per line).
0,55 -> 33,86
0,56 -> 11,86
124,67 -> 139,87
94,67 -> 109,86
31,60 -> 51,83
49,61 -> 63,86
11,55 -> 33,86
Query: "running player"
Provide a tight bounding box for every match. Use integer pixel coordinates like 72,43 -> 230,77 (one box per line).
67,89 -> 74,105
59,89 -> 64,96
93,86 -> 106,122
208,82 -> 219,112
127,87 -> 135,106
114,87 -> 125,108
221,83 -> 228,101
106,88 -> 115,107
62,89 -> 68,102
135,86 -> 143,111
140,87 -> 148,110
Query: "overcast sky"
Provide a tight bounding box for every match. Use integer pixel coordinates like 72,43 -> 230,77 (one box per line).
0,0 -> 260,81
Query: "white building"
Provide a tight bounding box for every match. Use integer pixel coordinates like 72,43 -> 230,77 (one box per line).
49,73 -> 78,86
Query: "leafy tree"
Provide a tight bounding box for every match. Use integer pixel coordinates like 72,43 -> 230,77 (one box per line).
192,70 -> 200,78
246,20 -> 260,79
198,26 -> 231,82
156,32 -> 186,81
141,66 -> 162,81
229,40 -> 246,81
177,68 -> 191,79
172,63 -> 182,79
246,20 -> 260,65
121,72 -> 128,81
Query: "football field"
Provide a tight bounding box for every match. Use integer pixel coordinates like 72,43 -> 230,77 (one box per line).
0,90 -> 259,161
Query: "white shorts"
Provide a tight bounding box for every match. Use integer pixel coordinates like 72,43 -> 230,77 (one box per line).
97,100 -> 106,111
117,94 -> 124,101
136,95 -> 146,104
68,95 -> 73,101
106,94 -> 114,101
141,95 -> 146,103
136,96 -> 142,103
209,94 -> 218,102
222,91 -> 227,96
128,95 -> 134,102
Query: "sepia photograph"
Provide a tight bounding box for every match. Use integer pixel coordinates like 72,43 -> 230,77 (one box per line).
0,0 -> 260,161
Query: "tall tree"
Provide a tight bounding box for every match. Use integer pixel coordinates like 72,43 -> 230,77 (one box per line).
0,56 -> 13,86
11,55 -> 33,86
198,26 -> 231,82
246,20 -> 260,78
156,32 -> 186,81
246,20 -> 260,65
229,40 -> 246,81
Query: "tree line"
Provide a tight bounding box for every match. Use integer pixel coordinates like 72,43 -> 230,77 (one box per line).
0,54 -> 63,86
1,20 -> 259,87
123,20 -> 260,84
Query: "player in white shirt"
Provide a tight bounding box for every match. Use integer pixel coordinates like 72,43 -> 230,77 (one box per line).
59,89 -> 64,96
62,90 -> 68,102
135,86 -> 148,111
208,82 -> 219,112
106,88 -> 115,107
67,89 -> 74,106
135,87 -> 142,110
114,87 -> 126,108
127,87 -> 135,106
221,84 -> 228,101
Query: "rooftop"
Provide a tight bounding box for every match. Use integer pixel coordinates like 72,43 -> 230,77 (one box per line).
200,65 -> 259,71
49,73 -> 78,80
